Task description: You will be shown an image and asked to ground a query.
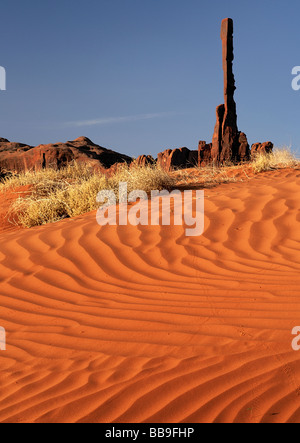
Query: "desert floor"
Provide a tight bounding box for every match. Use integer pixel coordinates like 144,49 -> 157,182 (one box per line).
0,168 -> 299,423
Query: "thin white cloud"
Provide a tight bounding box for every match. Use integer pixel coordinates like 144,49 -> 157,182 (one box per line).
65,112 -> 180,127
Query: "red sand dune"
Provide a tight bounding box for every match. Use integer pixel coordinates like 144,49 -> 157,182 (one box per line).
0,169 -> 300,423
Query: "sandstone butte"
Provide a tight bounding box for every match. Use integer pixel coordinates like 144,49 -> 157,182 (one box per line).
0,136 -> 132,175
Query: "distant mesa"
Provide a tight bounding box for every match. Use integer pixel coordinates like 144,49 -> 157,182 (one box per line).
0,136 -> 132,174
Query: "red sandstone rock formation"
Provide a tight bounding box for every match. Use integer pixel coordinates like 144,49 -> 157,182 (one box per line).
198,141 -> 213,167
251,141 -> 274,156
220,18 -> 238,162
211,105 -> 225,162
0,136 -> 132,174
237,132 -> 250,162
211,18 -> 250,164
157,147 -> 198,172
135,155 -> 156,167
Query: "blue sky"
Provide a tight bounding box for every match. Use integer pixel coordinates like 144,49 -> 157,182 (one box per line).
0,0 -> 299,157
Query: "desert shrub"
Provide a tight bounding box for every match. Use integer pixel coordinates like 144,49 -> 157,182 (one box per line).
3,161 -> 175,228
251,147 -> 298,173
110,160 -> 175,194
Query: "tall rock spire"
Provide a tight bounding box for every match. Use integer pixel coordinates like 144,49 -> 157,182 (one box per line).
220,18 -> 238,161
211,18 -> 249,164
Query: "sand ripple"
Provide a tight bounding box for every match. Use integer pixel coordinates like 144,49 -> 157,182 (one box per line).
0,169 -> 299,423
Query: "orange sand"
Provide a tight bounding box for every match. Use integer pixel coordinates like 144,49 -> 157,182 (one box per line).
0,186 -> 31,233
0,169 -> 299,423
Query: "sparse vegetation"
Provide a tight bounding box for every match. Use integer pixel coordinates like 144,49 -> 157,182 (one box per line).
251,147 -> 299,173
172,165 -> 239,187
0,161 -> 175,228
1,147 -> 299,229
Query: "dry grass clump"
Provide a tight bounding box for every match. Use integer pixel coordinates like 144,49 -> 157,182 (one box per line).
173,165 -> 239,187
251,147 -> 299,173
0,161 -> 95,191
11,174 -> 109,228
111,160 -> 175,194
2,161 -> 175,228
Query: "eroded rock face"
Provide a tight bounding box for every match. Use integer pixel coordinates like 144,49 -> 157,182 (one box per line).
0,136 -> 132,174
157,147 -> 198,171
211,18 -> 250,164
188,150 -> 198,168
198,141 -> 213,167
251,141 -> 274,156
211,104 -> 225,163
237,132 -> 250,162
220,18 -> 238,162
135,155 -> 156,167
